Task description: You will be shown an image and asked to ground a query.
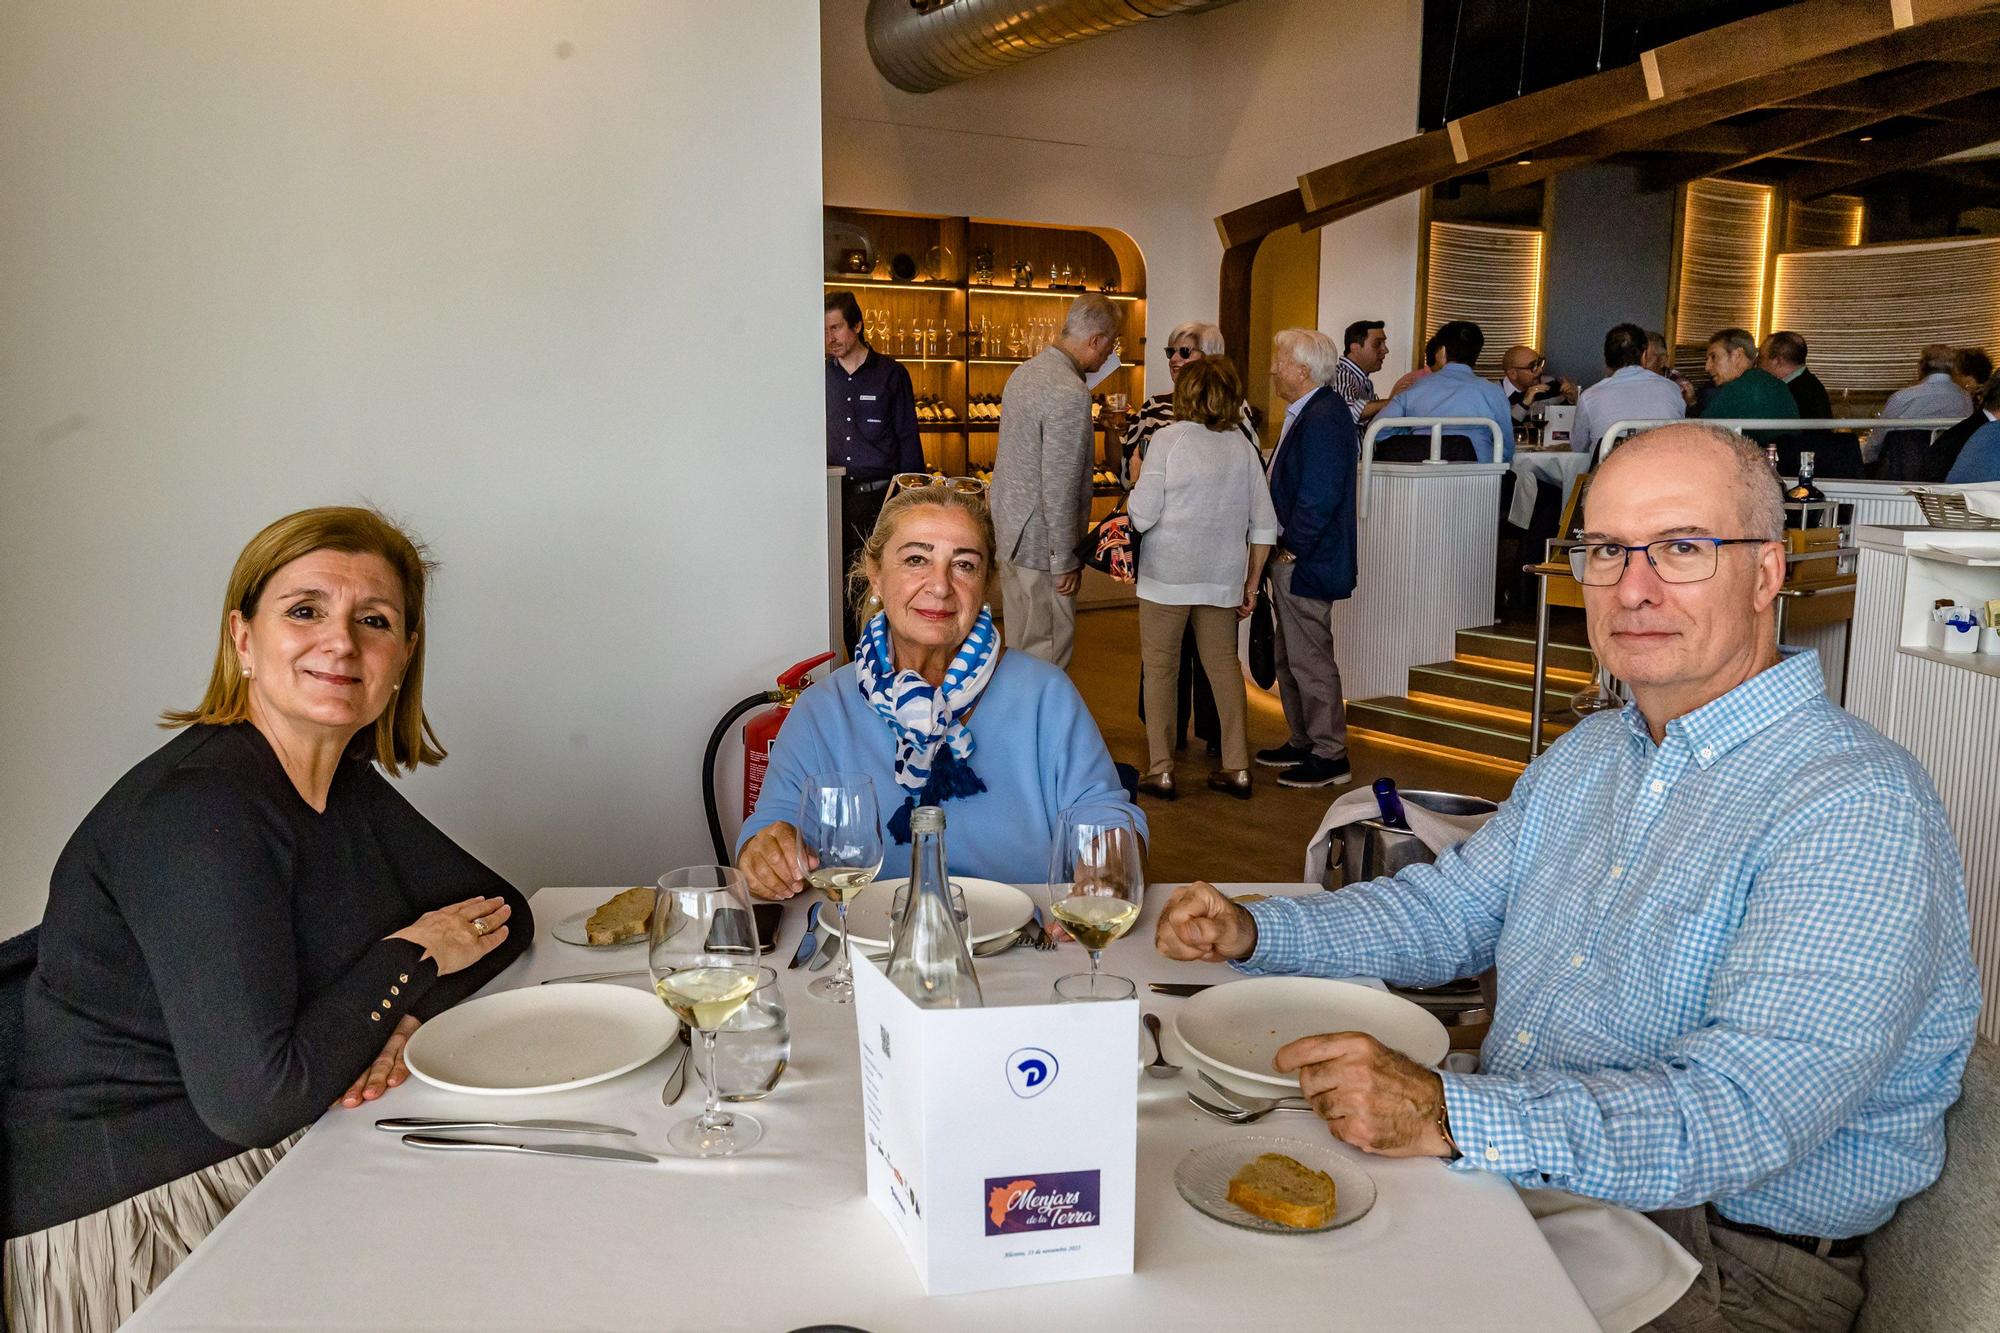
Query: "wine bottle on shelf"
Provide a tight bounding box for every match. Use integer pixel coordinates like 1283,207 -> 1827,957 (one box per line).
1371,778 -> 1411,831
1763,444 -> 1780,475
884,806 -> 982,1009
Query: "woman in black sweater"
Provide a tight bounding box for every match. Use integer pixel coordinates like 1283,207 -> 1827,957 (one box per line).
3,507 -> 533,1331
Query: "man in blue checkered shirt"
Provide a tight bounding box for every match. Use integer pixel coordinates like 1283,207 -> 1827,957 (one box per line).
1158,423 -> 1978,1330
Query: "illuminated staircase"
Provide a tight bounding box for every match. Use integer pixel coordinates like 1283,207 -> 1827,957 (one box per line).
1347,622 -> 1598,768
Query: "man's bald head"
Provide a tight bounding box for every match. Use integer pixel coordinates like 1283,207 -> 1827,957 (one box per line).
1502,345 -> 1544,390
1595,422 -> 1784,541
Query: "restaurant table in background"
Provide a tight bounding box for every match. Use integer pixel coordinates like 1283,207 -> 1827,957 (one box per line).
124,885 -> 1597,1333
1508,448 -> 1591,530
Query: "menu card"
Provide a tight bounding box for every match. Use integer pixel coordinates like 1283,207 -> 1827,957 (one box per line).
851,951 -> 1137,1295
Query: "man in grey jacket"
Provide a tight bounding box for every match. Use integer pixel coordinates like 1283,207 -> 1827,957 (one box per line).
991,294 -> 1119,667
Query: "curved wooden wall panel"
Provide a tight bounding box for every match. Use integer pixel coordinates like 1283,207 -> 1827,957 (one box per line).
1422,221 -> 1544,376
1772,236 -> 2000,394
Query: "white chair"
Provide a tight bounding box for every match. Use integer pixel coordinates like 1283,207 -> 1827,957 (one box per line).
1859,1038 -> 2000,1331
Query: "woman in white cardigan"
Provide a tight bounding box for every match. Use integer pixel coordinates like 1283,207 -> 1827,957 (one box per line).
1126,358 -> 1277,799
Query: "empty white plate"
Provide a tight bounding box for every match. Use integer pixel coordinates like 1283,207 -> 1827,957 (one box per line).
1175,1135 -> 1375,1234
1175,977 -> 1449,1092
828,877 -> 1034,949
404,984 -> 678,1096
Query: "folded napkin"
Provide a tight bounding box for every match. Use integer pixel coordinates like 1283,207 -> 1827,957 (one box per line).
1517,1189 -> 1699,1333
1303,788 -> 1495,885
1952,481 -> 2000,520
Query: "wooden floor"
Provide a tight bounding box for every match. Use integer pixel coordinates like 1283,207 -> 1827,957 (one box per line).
1068,605 -> 1521,887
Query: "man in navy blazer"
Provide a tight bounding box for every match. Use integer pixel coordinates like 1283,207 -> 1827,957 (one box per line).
1258,328 -> 1358,788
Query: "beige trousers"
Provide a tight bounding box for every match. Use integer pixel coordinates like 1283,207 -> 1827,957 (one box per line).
999,560 -> 1076,669
1138,599 -> 1249,773
4,1129 -> 304,1333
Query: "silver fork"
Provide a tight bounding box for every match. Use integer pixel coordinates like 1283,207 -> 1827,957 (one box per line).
1028,908 -> 1057,951
1196,1070 -> 1315,1114
1187,1090 -> 1278,1124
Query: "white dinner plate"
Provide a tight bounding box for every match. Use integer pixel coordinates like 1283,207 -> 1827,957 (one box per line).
1175,1135 -> 1375,1234
1175,977 -> 1449,1091
828,877 -> 1034,949
403,983 -> 678,1096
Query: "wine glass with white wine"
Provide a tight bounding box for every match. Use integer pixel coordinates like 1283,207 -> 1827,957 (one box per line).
1047,804 -> 1145,1002
648,865 -> 765,1157
799,771 -> 883,1004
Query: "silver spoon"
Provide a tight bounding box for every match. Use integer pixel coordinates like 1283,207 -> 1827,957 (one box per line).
660,1028 -> 690,1106
1141,1013 -> 1181,1078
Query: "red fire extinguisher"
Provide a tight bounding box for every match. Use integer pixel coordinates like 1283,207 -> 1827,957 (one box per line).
704,653 -> 836,864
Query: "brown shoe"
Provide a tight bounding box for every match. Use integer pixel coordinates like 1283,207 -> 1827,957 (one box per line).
1137,771 -> 1178,800
1207,769 -> 1252,799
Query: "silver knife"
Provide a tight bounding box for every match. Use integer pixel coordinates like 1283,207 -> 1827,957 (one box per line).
1148,982 -> 1213,997
788,900 -> 824,971
809,921 -> 844,972
375,1117 -> 634,1136
538,969 -> 647,985
401,1133 -> 657,1164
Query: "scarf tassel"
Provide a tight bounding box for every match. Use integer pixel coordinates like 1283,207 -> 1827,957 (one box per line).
886,749 -> 989,845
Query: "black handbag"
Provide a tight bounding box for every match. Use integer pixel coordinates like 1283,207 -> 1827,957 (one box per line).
1075,503 -> 1140,584
1247,576 -> 1277,689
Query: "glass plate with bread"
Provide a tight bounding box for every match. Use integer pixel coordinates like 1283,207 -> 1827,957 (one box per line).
1175,1136 -> 1376,1234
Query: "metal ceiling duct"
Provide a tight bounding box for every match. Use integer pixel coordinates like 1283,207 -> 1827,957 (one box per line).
865,0 -> 1246,94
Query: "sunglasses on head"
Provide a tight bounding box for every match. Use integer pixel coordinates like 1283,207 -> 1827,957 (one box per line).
1165,346 -> 1200,361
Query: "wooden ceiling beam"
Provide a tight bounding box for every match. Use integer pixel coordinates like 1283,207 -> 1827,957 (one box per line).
1642,46 -> 2000,187
1788,92 -> 2000,194
1322,0 -> 2000,209
1484,8 -> 2000,192
1216,0 -> 2000,246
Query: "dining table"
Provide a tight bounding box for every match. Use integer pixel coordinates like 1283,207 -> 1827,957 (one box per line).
124,883 -> 1599,1332
1507,446 -> 1592,529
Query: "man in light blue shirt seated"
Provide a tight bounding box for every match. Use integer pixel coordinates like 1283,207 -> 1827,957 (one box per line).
1570,322 -> 1686,455
1157,422 -> 1978,1330
1377,320 -> 1514,462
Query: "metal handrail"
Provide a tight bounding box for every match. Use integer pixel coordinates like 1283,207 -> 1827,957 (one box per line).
1357,416 -> 1508,519
1592,418 -> 1964,467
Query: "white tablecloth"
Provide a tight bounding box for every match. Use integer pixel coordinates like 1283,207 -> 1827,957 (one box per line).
1509,448 -> 1592,529
126,885 -> 1598,1333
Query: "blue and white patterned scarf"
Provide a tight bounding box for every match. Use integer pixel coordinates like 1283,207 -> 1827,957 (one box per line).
853,606 -> 1000,842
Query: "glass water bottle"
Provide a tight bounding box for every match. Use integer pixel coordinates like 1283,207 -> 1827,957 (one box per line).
885,806 -> 983,1009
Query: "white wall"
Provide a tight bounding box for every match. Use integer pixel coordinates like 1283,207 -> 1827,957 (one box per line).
820,0 -> 1425,401
0,3 -> 827,935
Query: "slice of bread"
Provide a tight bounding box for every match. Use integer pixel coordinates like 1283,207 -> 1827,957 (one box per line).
1226,1152 -> 1336,1229
585,887 -> 654,946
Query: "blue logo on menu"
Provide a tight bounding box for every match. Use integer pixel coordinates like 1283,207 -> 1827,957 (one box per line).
1007,1047 -> 1059,1099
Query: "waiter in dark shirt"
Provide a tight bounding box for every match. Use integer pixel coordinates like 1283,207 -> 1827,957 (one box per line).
826,290 -> 923,650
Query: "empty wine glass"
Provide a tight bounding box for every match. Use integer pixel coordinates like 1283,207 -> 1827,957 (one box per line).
1046,804 -> 1145,1002
1571,663 -> 1622,718
648,866 -> 764,1157
799,772 -> 883,1004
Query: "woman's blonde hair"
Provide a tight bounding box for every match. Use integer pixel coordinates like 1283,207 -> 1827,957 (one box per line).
846,484 -> 999,615
163,506 -> 445,773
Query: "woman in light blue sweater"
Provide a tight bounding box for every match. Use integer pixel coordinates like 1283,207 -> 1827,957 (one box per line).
1126,359 -> 1277,800
737,481 -> 1144,895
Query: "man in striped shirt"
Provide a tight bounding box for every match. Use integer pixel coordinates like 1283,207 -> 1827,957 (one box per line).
1156,422 -> 1978,1330
1331,319 -> 1388,426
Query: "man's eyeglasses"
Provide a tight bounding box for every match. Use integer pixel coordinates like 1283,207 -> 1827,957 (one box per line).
1564,537 -> 1775,586
890,472 -> 989,499
1164,346 -> 1200,361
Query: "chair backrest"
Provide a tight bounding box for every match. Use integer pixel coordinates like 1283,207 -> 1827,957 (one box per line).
1873,429 -> 1933,483
1372,434 -> 1479,464
1859,1038 -> 2000,1331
